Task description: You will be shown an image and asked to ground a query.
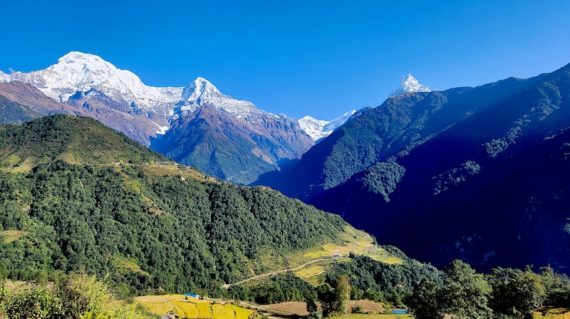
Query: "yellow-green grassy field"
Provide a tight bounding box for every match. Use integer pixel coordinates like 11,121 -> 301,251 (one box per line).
290,226 -> 402,264
134,294 -> 255,319
226,225 -> 404,288
141,163 -> 219,183
328,314 -> 412,319
264,300 -> 386,317
286,226 -> 402,285
111,255 -> 151,277
532,308 -> 570,319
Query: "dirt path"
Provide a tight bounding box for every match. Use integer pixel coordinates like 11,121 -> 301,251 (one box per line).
222,257 -> 334,288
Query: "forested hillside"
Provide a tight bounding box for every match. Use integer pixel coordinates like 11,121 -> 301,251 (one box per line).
0,115 -> 347,295
256,73 -> 537,199
310,63 -> 570,272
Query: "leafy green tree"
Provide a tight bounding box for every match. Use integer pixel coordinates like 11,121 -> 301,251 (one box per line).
4,288 -> 63,319
326,253 -> 441,303
226,273 -> 315,304
57,274 -> 112,319
489,267 -> 546,317
406,278 -> 440,319
305,295 -> 321,319
540,266 -> 570,307
335,275 -> 351,314
438,260 -> 493,319
316,284 -> 336,318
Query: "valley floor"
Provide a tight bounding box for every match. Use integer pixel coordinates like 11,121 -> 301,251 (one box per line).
134,294 -> 410,319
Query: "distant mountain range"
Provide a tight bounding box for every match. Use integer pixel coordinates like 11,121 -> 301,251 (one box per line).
298,110 -> 357,141
258,63 -> 570,273
0,52 -> 356,183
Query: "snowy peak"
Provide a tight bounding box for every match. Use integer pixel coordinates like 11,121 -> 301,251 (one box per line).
324,110 -> 357,131
178,77 -> 257,116
389,74 -> 431,97
181,77 -> 224,102
298,116 -> 329,141
0,70 -> 9,82
298,110 -> 356,141
6,51 -> 183,111
57,51 -> 107,66
299,115 -> 328,127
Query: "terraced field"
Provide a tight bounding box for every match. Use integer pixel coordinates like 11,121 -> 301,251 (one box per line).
289,226 -> 402,265
328,315 -> 412,319
237,226 -> 404,287
264,300 -> 386,317
532,308 -> 570,319
134,294 -> 255,319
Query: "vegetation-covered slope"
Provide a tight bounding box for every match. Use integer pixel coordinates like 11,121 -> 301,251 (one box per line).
255,73 -> 539,199
0,115 -> 162,168
310,63 -> 570,272
0,115 -> 350,295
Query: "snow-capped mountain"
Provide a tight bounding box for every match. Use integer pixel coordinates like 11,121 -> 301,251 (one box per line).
0,52 -> 293,129
176,77 -> 260,117
0,71 -> 9,82
0,51 -> 314,183
159,79 -> 313,184
389,74 -> 431,97
298,110 -> 357,141
3,52 -> 182,119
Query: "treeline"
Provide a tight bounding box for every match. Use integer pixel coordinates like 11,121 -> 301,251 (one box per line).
326,253 -> 441,306
407,260 -> 570,319
309,255 -> 570,318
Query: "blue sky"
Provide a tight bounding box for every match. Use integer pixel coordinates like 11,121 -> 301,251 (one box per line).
1,0 -> 569,119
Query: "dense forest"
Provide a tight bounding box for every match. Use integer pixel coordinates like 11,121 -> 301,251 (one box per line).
226,273 -> 317,304
0,116 -> 346,295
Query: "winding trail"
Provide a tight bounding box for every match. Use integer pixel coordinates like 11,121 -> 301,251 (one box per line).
222,257 -> 335,288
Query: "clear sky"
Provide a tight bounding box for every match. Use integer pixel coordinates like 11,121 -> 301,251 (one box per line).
1,0 -> 569,119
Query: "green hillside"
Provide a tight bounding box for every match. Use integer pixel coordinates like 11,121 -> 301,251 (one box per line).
0,115 -> 162,170
0,115 -> 393,296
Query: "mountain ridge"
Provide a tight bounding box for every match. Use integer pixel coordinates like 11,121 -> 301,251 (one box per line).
0,51 -> 353,142
254,67 -> 552,199
0,52 -> 357,182
300,62 -> 570,272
